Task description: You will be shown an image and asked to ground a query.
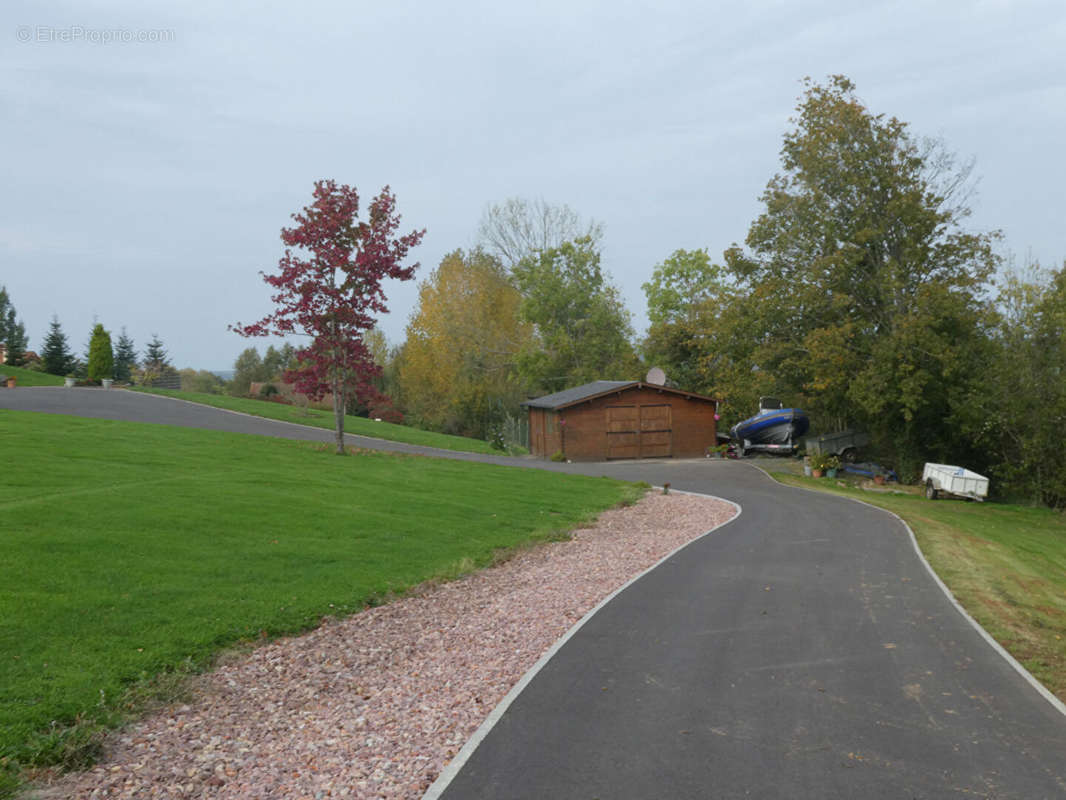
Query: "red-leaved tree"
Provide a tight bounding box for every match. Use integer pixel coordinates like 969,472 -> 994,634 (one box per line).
232,180 -> 424,453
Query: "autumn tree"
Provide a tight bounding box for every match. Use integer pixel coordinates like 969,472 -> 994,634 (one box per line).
722,75 -> 999,477
399,248 -> 533,437
232,180 -> 424,453
513,237 -> 638,393
478,197 -> 603,268
86,323 -> 114,383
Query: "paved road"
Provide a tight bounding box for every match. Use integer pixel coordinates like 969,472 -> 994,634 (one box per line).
5,389 -> 1065,797
440,460 -> 1066,799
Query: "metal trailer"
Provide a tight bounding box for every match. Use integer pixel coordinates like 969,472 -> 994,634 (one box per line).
804,429 -> 870,463
922,463 -> 989,501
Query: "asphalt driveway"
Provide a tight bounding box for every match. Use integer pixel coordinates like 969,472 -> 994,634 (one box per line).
4,388 -> 1065,798
436,460 -> 1066,799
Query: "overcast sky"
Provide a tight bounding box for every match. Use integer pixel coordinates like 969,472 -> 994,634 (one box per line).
4,0 -> 1064,370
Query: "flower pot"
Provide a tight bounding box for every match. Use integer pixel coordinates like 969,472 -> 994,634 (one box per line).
64,377 -> 75,387
5,377 -> 15,388
101,378 -> 113,389
811,469 -> 824,478
827,468 -> 838,479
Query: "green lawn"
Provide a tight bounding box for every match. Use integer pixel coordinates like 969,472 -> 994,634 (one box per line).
0,410 -> 640,789
129,387 -> 506,455
770,471 -> 1066,702
0,365 -> 64,387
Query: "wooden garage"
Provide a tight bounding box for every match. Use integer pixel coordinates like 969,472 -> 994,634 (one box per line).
522,380 -> 719,462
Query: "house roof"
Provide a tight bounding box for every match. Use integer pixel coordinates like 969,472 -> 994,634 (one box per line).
522,380 -> 719,410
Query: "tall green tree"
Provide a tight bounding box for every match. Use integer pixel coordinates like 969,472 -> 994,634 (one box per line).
231,347 -> 268,395
113,328 -> 138,382
41,316 -> 75,376
513,237 -> 638,393
0,286 -> 28,366
262,344 -> 295,379
965,262 -> 1066,507
641,249 -> 731,391
723,75 -> 999,477
86,323 -> 114,382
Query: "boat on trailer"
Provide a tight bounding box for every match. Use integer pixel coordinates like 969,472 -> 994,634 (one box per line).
730,397 -> 809,455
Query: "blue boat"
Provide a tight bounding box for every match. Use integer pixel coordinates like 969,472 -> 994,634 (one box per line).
729,397 -> 809,455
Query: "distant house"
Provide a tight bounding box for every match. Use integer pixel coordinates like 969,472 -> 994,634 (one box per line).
522,380 -> 720,461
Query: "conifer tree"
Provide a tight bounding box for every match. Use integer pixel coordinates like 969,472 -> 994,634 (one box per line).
0,286 -> 28,366
87,323 -> 114,382
41,316 -> 75,376
143,335 -> 169,370
113,328 -> 138,382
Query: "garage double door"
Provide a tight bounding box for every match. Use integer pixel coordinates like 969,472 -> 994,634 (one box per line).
606,404 -> 672,459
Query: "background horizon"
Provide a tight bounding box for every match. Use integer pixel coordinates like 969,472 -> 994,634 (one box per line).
4,0 -> 1064,370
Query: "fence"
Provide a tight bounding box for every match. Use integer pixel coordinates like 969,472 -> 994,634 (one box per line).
501,412 -> 529,450
147,372 -> 182,390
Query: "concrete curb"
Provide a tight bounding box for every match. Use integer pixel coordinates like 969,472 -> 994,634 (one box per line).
421,489 -> 743,799
747,461 -> 1066,719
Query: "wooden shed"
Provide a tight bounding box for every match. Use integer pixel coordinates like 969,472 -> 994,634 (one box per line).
522,380 -> 720,461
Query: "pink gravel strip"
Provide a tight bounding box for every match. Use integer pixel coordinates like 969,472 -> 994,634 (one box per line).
39,492 -> 735,800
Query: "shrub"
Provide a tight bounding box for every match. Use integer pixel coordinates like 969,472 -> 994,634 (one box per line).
259,383 -> 279,398
550,450 -> 566,462
809,451 -> 833,471
369,402 -> 404,425
87,325 -> 114,383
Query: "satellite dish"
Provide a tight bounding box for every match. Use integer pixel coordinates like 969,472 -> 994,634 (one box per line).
646,367 -> 666,386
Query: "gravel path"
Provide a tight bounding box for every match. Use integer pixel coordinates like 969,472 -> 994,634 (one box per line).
35,492 -> 735,800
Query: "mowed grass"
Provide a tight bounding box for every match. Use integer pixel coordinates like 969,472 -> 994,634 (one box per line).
130,387 -> 502,454
0,410 -> 641,781
771,472 -> 1066,701
0,365 -> 64,387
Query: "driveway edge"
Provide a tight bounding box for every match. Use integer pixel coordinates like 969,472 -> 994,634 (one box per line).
748,462 -> 1066,718
421,489 -> 742,800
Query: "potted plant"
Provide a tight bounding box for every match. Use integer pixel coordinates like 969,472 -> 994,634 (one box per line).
706,443 -> 730,459
809,451 -> 831,478
64,373 -> 76,388
825,455 -> 841,479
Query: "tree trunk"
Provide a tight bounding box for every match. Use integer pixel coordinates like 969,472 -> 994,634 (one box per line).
333,380 -> 346,454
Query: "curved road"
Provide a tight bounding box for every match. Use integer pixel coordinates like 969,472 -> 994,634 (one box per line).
4,389 -> 1065,798
439,460 -> 1066,799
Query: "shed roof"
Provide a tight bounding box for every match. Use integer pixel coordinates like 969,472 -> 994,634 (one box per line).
522,380 -> 718,410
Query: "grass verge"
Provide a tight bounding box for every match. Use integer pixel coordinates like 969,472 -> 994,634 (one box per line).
0,366 -> 64,387
128,387 -> 510,455
0,410 -> 640,793
768,469 -> 1066,702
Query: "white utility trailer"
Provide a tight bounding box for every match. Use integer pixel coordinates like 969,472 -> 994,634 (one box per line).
922,463 -> 989,501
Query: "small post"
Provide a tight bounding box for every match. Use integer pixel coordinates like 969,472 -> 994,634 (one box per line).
662,482 -> 671,495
